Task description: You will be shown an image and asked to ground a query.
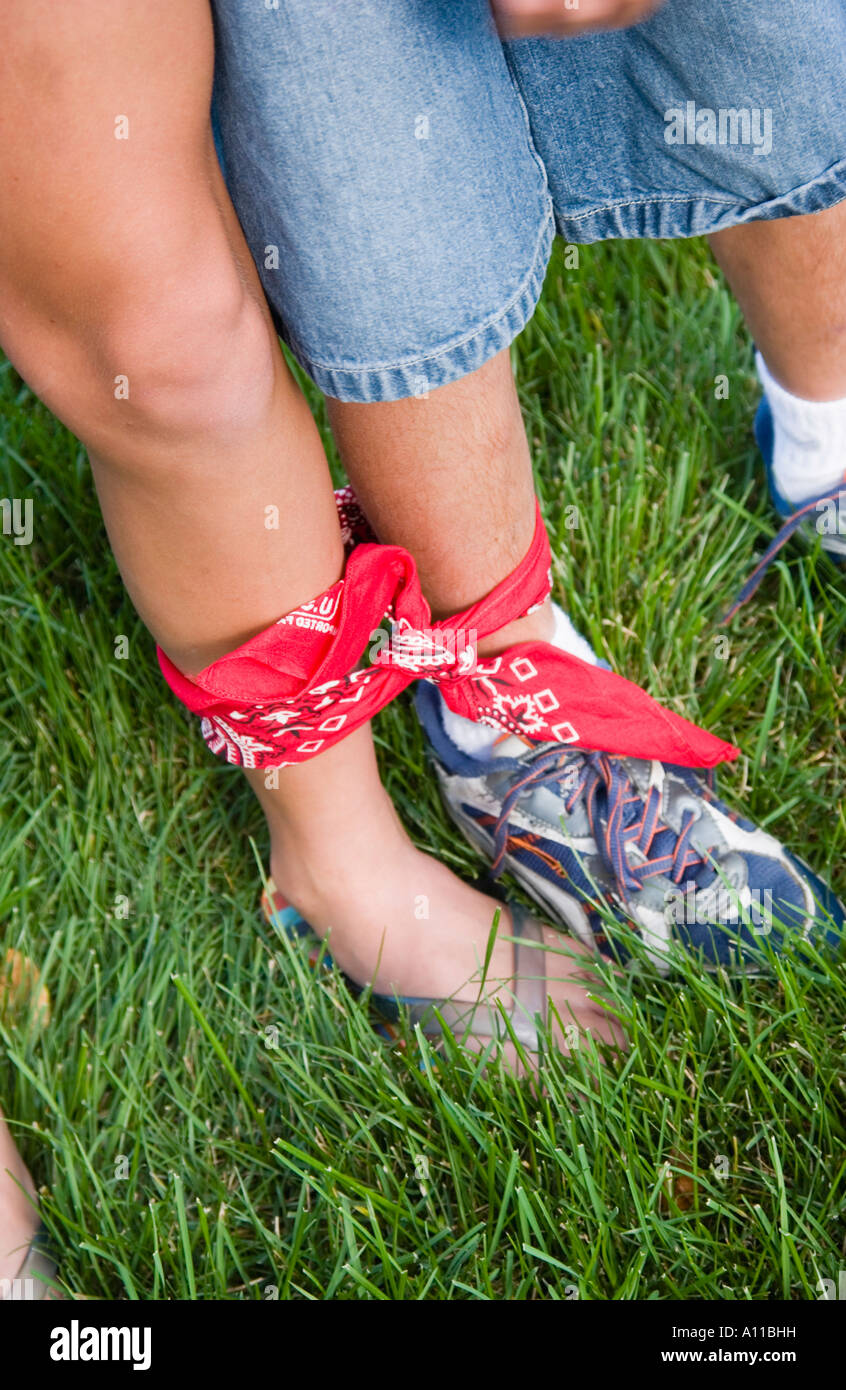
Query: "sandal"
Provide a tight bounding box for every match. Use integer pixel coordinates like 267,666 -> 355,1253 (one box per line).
261,879 -> 551,1051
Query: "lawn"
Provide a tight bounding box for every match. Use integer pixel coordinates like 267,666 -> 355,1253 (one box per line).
1,236 -> 844,1300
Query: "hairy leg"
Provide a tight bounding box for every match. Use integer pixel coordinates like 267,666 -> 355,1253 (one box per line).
327,351 -> 556,654
708,201 -> 846,401
257,350 -> 565,993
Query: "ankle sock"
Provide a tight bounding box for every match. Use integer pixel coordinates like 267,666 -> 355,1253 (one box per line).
439,602 -> 599,756
757,351 -> 846,505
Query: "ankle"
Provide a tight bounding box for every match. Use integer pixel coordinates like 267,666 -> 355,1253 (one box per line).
266,802 -> 409,926
266,825 -> 517,1001
477,595 -> 555,659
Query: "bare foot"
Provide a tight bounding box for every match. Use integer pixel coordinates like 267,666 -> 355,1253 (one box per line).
268,811 -> 625,1063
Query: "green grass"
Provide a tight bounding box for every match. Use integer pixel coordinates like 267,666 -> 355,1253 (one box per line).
1,237 -> 844,1300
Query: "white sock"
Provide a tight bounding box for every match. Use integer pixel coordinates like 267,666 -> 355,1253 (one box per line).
440,602 -> 599,756
757,351 -> 846,505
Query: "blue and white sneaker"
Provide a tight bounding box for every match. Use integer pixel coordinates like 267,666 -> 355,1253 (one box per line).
726,397 -> 846,618
415,682 -> 845,974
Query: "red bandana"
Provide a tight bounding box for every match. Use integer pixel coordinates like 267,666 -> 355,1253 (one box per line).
158,489 -> 738,771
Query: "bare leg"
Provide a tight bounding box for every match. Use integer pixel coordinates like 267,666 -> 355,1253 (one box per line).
0,13 -> 619,1276
708,201 -> 846,401
257,351 -> 568,999
327,352 -> 556,654
0,2 -> 343,675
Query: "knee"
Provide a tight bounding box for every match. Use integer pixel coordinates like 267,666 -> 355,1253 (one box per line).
2,252 -> 277,462
94,264 -> 277,454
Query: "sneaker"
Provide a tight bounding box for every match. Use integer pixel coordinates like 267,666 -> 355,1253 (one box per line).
758,396 -> 846,561
415,682 -> 845,973
726,398 -> 846,619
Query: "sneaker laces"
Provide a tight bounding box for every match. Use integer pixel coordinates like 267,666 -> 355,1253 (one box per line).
490,746 -> 717,903
723,484 -> 844,622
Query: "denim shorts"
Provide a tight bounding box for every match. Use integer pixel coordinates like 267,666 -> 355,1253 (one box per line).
211,0 -> 846,403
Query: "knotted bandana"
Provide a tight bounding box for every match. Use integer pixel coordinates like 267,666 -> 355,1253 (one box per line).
158,489 -> 738,771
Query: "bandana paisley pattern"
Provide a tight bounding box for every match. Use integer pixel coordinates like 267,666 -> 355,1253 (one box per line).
158,488 -> 739,772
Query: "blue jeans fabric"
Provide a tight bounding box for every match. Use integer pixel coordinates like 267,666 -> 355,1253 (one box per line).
211,0 -> 846,402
